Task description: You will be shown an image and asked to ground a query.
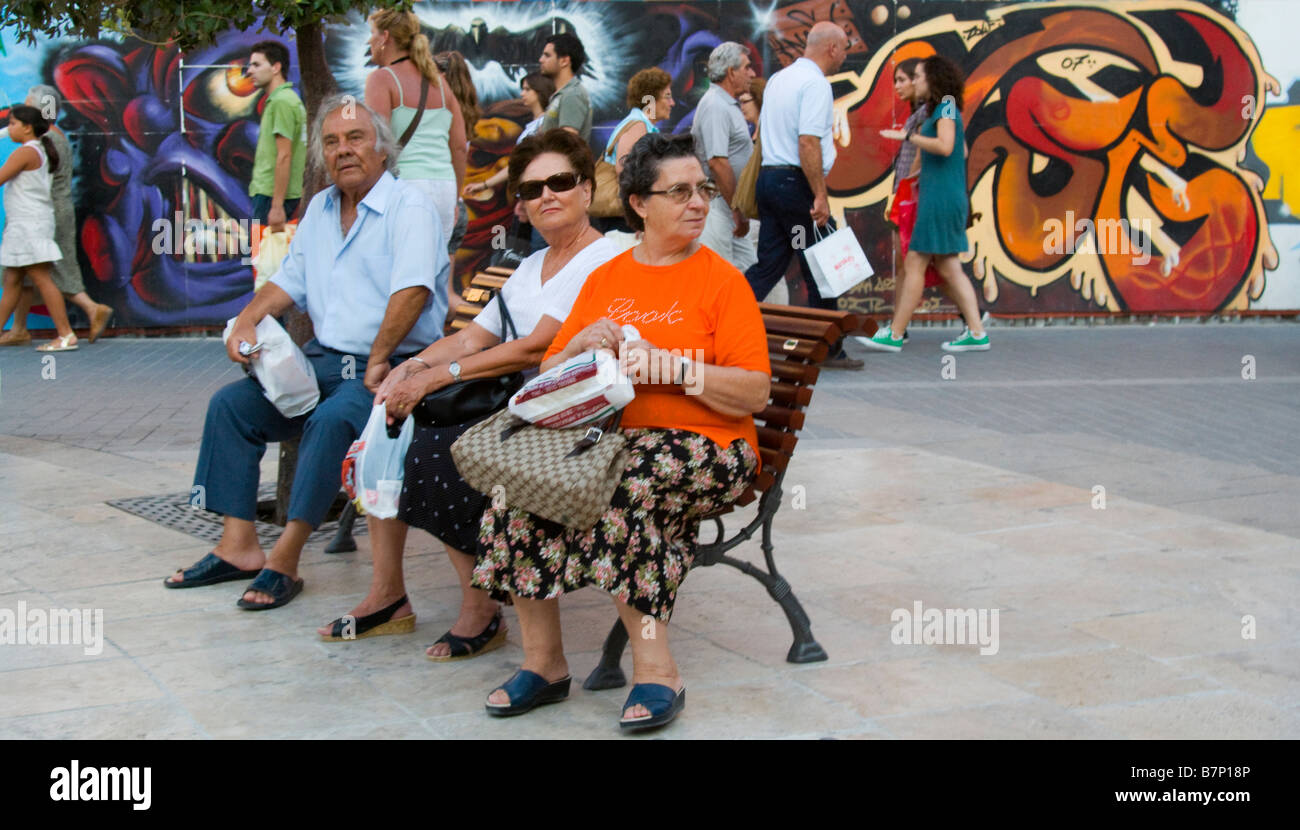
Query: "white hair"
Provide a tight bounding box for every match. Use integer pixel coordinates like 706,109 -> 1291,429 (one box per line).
707,42 -> 747,83
309,94 -> 401,177
26,84 -> 61,116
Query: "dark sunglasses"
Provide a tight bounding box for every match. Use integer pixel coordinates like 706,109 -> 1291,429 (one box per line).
516,172 -> 583,201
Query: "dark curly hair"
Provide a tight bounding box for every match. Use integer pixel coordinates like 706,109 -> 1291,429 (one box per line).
617,132 -> 700,232
920,54 -> 964,113
625,67 -> 672,112
507,128 -> 596,203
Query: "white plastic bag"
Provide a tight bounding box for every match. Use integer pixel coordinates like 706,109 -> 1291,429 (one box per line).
341,404 -> 413,519
222,315 -> 320,418
508,324 -> 641,427
805,224 -> 873,298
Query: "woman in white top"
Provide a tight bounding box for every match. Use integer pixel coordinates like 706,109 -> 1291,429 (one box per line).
365,10 -> 466,245
0,106 -> 77,352
319,129 -> 616,657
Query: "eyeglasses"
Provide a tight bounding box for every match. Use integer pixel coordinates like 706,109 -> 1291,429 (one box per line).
516,172 -> 583,200
645,181 -> 720,203
738,95 -> 754,105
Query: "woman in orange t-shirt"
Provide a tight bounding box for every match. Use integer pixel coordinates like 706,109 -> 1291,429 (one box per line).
474,133 -> 771,732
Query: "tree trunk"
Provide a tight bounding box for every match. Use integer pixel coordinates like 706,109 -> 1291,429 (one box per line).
273,20 -> 340,526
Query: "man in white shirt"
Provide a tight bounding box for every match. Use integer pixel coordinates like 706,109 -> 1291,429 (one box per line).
692,42 -> 756,272
744,22 -> 862,369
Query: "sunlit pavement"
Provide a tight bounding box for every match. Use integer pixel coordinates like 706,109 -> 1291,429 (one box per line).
1,323 -> 1297,738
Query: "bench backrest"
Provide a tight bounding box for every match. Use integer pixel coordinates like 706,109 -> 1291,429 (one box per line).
445,269 -> 860,508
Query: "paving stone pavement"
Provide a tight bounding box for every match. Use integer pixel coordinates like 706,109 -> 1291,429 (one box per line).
0,324 -> 1297,739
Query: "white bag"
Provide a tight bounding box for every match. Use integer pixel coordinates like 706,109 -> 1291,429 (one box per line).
508,325 -> 640,428
805,224 -> 874,298
222,315 -> 320,418
253,226 -> 295,292
341,404 -> 414,519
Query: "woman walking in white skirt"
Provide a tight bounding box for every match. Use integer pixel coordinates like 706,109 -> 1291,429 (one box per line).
0,106 -> 77,351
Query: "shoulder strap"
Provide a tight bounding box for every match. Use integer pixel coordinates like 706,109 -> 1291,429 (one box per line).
381,66 -> 404,108
397,74 -> 431,150
495,284 -> 519,342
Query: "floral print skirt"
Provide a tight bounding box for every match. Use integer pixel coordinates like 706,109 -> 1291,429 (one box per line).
470,429 -> 758,622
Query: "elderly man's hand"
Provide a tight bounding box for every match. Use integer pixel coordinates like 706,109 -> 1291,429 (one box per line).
363,360 -> 391,393
225,318 -> 259,365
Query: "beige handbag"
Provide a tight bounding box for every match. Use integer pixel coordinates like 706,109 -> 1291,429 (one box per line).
451,408 -> 629,530
731,129 -> 761,220
589,159 -> 623,218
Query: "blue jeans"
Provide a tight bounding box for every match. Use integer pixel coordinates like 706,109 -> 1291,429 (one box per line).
192,340 -> 387,527
744,167 -> 838,311
250,195 -> 301,226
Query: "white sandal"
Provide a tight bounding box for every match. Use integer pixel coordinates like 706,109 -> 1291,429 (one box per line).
35,333 -> 79,352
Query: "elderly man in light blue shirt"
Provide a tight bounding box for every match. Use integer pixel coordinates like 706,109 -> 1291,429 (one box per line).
165,95 -> 449,611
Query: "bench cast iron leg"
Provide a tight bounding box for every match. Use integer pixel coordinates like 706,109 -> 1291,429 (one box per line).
582,619 -> 629,690
325,500 -> 358,554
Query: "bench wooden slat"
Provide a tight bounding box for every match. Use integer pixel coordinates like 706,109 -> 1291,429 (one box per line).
758,405 -> 805,432
758,446 -> 791,475
759,303 -> 864,334
756,425 -> 797,455
770,361 -> 819,385
770,380 -> 813,409
470,274 -> 509,291
760,314 -> 840,341
767,334 -> 828,363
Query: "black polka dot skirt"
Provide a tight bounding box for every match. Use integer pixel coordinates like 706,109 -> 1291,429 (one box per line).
397,415 -> 492,554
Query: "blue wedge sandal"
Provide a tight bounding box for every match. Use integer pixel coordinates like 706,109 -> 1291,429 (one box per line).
619,683 -> 686,732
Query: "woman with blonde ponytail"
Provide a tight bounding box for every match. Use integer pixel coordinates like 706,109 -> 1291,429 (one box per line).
366,9 -> 467,302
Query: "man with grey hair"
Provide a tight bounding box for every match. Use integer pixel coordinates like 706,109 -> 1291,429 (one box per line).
164,96 -> 449,611
691,42 -> 756,273
0,85 -> 114,346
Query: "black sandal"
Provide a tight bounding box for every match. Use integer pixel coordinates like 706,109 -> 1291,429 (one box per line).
163,552 -> 262,589
320,595 -> 415,642
235,568 -> 304,611
426,610 -> 506,662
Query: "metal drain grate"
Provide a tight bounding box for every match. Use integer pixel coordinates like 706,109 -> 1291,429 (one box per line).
107,484 -> 366,547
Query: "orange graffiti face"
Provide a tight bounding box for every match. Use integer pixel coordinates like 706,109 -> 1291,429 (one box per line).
826,3 -> 1274,313
964,7 -> 1268,311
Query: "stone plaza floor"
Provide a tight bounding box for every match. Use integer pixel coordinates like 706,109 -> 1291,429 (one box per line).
1,321 -> 1297,739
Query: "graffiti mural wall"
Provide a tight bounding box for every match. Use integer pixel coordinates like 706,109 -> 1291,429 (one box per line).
1,0 -> 1294,329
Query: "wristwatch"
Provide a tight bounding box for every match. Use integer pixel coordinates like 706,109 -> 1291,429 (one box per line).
675,356 -> 693,386
448,360 -> 463,383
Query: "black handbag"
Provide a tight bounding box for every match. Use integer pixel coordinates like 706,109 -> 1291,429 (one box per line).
411,286 -> 525,427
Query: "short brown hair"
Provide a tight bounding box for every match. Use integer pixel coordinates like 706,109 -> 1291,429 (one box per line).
507,128 -> 597,200
625,67 -> 672,112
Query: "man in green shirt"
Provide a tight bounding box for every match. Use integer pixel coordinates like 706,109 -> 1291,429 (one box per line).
539,32 -> 592,145
247,40 -> 307,232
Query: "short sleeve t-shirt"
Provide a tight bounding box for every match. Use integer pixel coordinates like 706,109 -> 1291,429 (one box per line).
544,245 -> 771,458
250,82 -> 308,199
475,238 -> 616,340
542,77 -> 593,145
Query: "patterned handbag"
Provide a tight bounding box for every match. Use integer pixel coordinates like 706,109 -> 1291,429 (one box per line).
451,408 -> 629,530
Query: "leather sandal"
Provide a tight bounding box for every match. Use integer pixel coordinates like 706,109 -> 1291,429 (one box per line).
236,568 -> 304,610
485,670 -> 570,717
426,610 -> 506,662
35,333 -> 78,352
619,683 -> 686,732
163,552 -> 262,589
320,595 -> 416,641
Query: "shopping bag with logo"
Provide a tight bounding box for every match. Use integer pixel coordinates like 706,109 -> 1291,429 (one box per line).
342,404 -> 414,519
221,315 -> 319,418
804,223 -> 874,298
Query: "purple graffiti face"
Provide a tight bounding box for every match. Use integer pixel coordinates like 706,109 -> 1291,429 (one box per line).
55,29 -> 295,325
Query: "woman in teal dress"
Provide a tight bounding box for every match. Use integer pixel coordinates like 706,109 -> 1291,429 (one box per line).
864,55 -> 989,353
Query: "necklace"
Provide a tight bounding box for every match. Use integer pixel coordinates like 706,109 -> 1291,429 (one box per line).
389,55 -> 409,65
